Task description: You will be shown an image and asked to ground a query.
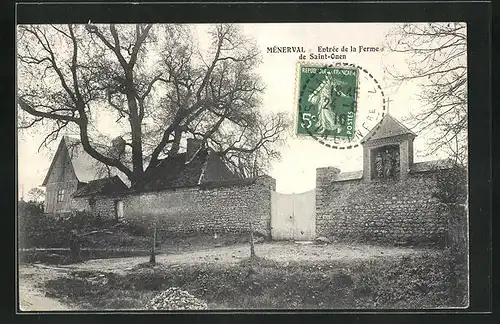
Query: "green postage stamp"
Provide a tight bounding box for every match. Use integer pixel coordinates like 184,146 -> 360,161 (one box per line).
296,65 -> 359,140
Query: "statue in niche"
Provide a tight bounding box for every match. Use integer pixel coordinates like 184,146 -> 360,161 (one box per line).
375,153 -> 384,178
393,149 -> 400,177
374,146 -> 400,179
382,148 -> 393,177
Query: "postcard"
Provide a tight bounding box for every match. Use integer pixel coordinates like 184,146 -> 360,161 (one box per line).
17,21 -> 469,311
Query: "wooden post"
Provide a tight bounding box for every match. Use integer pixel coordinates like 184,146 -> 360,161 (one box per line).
149,222 -> 156,264
69,230 -> 81,263
249,221 -> 255,258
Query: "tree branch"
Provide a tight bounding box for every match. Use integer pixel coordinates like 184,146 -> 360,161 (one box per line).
18,98 -> 79,123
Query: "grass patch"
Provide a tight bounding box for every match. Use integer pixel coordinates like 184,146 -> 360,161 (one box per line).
43,250 -> 467,310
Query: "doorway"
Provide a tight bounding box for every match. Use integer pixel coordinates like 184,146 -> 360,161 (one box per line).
271,189 -> 316,241
115,200 -> 124,221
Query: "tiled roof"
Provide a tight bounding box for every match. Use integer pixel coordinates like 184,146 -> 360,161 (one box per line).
135,149 -> 239,191
199,150 -> 241,183
72,176 -> 128,198
44,136 -> 238,192
362,114 -> 416,143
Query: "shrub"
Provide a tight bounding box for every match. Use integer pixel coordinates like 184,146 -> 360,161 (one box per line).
433,163 -> 468,257
18,204 -> 120,248
433,164 -> 467,205
114,218 -> 150,237
59,210 -> 117,230
18,201 -> 65,248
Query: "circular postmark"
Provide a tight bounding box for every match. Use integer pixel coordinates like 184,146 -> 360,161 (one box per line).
295,62 -> 386,149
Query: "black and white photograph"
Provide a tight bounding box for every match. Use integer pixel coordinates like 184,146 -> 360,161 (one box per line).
16,18 -> 472,311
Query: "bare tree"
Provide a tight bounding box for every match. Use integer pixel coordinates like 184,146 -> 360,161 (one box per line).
26,187 -> 45,202
384,23 -> 467,165
17,24 -> 289,185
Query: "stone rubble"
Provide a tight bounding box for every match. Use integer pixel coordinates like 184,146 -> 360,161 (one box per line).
253,236 -> 265,244
147,287 -> 208,310
315,236 -> 331,244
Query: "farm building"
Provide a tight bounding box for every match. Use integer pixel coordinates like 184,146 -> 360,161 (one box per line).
41,136 -> 129,215
41,137 -> 275,237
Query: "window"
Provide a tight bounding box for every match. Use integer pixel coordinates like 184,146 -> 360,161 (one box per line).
57,189 -> 65,202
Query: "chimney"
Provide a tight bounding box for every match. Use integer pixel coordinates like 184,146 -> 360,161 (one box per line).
186,138 -> 203,161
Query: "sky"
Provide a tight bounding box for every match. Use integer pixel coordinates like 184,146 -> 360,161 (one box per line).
17,23 -> 458,197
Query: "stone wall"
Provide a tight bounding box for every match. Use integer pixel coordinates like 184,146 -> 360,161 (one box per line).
71,197 -> 117,220
316,167 -> 448,245
122,175 -> 276,238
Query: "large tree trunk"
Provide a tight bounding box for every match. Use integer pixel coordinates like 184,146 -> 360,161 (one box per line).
130,119 -> 144,183
125,73 -> 144,185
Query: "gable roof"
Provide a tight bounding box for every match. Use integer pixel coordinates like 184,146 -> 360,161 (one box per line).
42,136 -> 129,186
361,114 -> 416,143
42,137 -> 70,186
72,176 -> 128,198
135,148 -> 239,192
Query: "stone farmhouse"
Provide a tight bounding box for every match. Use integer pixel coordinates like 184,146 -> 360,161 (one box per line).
42,136 -> 129,216
42,136 -> 275,237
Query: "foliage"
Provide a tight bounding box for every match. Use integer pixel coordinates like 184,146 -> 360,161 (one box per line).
17,24 -> 290,184
431,164 -> 468,280
18,200 -> 64,248
385,23 -> 467,165
18,201 -> 137,248
59,210 -> 116,230
433,163 -> 468,205
432,163 -> 468,254
26,187 -> 45,202
114,218 -> 150,237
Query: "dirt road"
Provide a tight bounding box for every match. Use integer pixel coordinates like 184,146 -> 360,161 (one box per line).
18,264 -> 74,311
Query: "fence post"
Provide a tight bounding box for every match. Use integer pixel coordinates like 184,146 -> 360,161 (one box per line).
149,222 -> 157,264
69,230 -> 81,263
249,221 -> 255,258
